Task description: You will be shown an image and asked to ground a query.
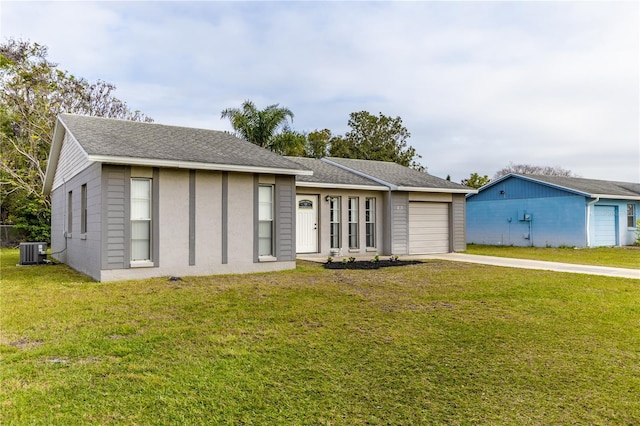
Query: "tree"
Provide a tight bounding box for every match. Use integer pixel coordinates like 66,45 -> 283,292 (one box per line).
271,128 -> 306,157
461,173 -> 491,189
493,162 -> 577,180
221,100 -> 295,150
328,111 -> 424,170
0,39 -> 152,242
304,129 -> 332,159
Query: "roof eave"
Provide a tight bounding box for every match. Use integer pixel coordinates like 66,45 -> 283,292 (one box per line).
86,155 -> 313,176
590,194 -> 640,201
296,181 -> 389,191
43,117 -> 68,195
397,186 -> 477,194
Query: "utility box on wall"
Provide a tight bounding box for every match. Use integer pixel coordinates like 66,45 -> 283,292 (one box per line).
19,242 -> 47,265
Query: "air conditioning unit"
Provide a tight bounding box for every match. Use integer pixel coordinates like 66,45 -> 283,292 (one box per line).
19,242 -> 48,265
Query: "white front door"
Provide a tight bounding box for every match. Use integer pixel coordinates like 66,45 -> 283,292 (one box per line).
296,195 -> 318,253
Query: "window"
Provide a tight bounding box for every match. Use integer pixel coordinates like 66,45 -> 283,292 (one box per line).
131,179 -> 152,261
258,185 -> 274,257
628,204 -> 636,228
348,197 -> 359,249
329,196 -> 341,249
81,184 -> 87,234
365,197 -> 376,248
67,191 -> 73,233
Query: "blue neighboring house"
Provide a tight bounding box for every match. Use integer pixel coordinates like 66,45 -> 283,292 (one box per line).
466,174 -> 640,247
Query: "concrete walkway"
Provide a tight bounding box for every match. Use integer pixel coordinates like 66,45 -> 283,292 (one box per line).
413,253 -> 640,279
298,253 -> 640,279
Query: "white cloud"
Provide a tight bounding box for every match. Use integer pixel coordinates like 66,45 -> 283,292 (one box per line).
2,0 -> 637,182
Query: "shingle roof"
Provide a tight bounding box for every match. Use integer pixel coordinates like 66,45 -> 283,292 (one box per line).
326,157 -> 474,192
518,174 -> 640,199
285,157 -> 386,188
58,114 -> 310,173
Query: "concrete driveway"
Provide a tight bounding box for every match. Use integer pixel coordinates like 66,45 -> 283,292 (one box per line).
414,253 -> 640,279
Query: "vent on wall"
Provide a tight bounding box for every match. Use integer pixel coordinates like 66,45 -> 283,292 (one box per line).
19,242 -> 48,265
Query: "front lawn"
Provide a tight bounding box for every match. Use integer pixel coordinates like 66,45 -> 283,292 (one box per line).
465,244 -> 640,269
1,249 -> 639,424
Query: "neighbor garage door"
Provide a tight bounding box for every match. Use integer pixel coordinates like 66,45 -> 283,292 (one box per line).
593,205 -> 617,246
409,202 -> 450,254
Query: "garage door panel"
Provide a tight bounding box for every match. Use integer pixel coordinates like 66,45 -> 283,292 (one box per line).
409,202 -> 450,254
593,206 -> 617,246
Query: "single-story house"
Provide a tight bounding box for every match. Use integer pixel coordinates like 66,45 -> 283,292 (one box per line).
466,173 -> 640,247
44,114 -> 311,281
287,157 -> 475,257
44,114 -> 475,281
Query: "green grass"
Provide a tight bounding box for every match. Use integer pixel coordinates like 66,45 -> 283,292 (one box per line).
1,248 -> 639,424
465,244 -> 640,269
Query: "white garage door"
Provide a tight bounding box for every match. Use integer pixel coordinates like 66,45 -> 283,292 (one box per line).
409,202 -> 450,254
594,206 -> 617,246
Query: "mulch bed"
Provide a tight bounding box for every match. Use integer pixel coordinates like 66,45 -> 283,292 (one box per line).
323,260 -> 422,270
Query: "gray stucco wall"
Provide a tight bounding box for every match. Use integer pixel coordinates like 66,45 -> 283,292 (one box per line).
99,169 -> 295,282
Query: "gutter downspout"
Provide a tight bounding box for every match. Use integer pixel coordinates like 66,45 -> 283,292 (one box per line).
586,197 -> 600,247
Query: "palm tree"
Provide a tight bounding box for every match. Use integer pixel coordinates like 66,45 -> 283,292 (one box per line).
221,100 -> 294,150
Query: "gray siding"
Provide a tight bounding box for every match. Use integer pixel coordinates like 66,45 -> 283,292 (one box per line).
189,170 -> 196,265
451,194 -> 466,252
56,162 -> 102,280
50,186 -> 67,263
51,132 -> 92,191
275,175 -> 296,261
391,192 -> 409,254
101,165 -> 128,270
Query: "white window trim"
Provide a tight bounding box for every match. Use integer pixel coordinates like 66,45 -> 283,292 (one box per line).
130,260 -> 154,268
348,196 -> 359,249
258,184 -> 275,258
131,178 -> 152,263
365,197 -> 376,249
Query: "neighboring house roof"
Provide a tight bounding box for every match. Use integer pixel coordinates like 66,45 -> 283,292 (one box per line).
285,157 -> 388,190
324,157 -> 476,193
471,173 -> 640,200
44,114 -> 312,194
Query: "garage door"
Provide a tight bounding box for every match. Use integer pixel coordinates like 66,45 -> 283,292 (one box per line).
409,202 -> 450,254
594,206 -> 617,246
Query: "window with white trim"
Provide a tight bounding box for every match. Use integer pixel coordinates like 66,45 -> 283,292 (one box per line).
67,191 -> 73,233
81,184 -> 87,234
330,196 -> 341,249
365,197 -> 376,248
258,185 -> 274,257
348,197 -> 359,249
131,178 -> 152,261
628,204 -> 636,228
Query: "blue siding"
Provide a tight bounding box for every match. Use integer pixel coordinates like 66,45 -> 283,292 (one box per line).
469,176 -> 578,202
467,195 -> 587,247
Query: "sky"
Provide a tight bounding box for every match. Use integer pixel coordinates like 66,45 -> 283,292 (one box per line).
2,1 -> 639,183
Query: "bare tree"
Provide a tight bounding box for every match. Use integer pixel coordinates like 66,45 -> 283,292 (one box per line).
493,162 -> 577,180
